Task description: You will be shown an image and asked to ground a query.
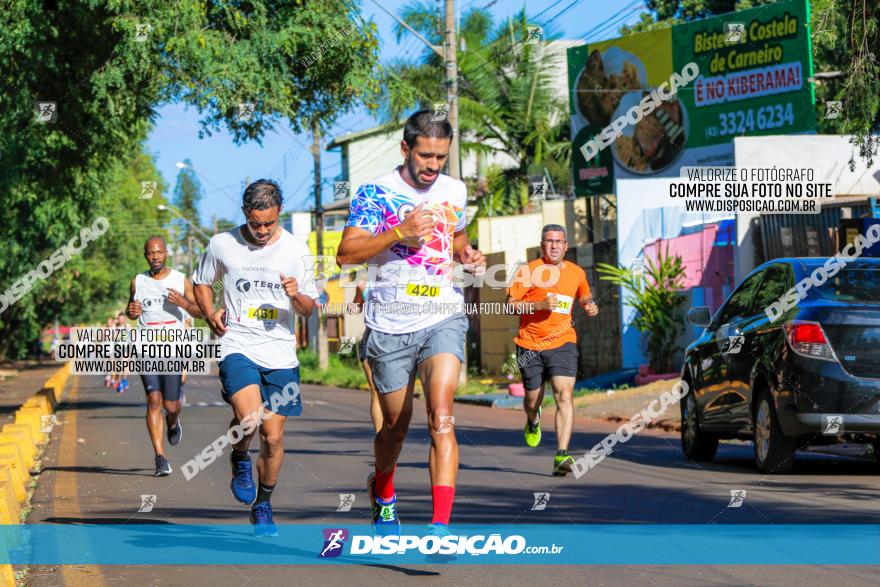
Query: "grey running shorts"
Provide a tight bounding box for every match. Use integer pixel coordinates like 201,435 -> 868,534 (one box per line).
364,314 -> 468,393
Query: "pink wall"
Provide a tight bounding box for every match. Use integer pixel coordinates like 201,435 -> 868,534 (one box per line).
642,223 -> 734,312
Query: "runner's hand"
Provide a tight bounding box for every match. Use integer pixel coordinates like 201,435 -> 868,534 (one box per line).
399,203 -> 434,240
208,309 -> 227,337
166,288 -> 186,308
127,300 -> 142,318
537,293 -> 558,311
585,301 -> 599,317
280,273 -> 299,300
459,244 -> 486,276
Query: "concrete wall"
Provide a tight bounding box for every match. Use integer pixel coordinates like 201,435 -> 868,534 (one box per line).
477,213 -> 543,265
478,252 -> 520,374
346,129 -> 405,192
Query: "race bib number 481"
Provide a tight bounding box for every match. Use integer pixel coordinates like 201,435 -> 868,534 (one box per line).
242,302 -> 286,326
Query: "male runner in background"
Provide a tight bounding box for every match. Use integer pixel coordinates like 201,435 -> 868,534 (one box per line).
506,224 -> 598,476
127,236 -> 203,476
193,179 -> 318,536
337,110 -> 486,537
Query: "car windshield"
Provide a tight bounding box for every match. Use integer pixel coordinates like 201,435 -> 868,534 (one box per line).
810,268 -> 880,304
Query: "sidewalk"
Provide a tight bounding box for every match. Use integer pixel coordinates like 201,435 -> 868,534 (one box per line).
573,378 -> 682,431
0,361 -> 62,422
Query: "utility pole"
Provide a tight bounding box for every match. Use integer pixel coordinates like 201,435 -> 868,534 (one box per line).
444,0 -> 461,179
370,0 -> 459,176
312,120 -> 329,371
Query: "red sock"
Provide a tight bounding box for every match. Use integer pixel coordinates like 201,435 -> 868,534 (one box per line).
374,465 -> 396,501
431,485 -> 455,525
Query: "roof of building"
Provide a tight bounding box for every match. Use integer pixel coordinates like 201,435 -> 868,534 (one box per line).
326,120 -> 404,150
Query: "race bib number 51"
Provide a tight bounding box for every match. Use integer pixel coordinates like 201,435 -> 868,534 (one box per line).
553,294 -> 574,315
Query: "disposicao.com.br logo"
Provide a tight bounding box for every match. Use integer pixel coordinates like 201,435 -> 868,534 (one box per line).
322,530 -> 563,557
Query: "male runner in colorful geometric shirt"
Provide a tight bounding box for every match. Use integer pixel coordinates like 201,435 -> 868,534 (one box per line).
337,110 -> 486,537
506,224 -> 598,475
126,236 -> 203,476
193,180 -> 318,536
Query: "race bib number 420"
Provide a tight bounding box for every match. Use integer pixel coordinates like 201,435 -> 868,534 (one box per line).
402,283 -> 440,298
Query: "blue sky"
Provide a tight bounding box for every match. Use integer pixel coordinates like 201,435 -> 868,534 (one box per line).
146,0 -> 645,226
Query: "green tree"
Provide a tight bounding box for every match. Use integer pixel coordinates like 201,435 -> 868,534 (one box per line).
0,0 -> 381,359
620,0 -> 879,165
382,3 -> 571,217
597,246 -> 687,373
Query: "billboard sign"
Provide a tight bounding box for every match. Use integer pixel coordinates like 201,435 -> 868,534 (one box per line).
568,0 -> 815,195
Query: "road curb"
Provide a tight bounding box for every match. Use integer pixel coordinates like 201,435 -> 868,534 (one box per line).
1,362 -> 68,586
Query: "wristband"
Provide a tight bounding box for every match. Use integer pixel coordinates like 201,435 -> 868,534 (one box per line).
393,226 -> 404,241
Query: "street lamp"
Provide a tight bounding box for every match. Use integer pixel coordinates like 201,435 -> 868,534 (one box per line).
156,204 -> 211,242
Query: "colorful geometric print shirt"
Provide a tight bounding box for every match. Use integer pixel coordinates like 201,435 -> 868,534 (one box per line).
346,167 -> 467,334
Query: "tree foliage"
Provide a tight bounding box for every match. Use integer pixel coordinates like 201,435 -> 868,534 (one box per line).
597,247 -> 687,373
0,0 -> 381,359
381,2 -> 571,217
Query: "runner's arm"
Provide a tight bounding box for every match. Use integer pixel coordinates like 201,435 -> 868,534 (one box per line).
291,292 -> 315,317
125,278 -> 142,320
576,274 -> 598,316
336,226 -> 400,265
193,284 -> 215,321
180,278 -> 204,318
337,201 -> 434,265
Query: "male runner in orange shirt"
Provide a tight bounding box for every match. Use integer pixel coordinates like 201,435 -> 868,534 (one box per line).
506,224 -> 598,475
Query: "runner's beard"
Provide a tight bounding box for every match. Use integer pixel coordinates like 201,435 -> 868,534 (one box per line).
405,157 -> 439,189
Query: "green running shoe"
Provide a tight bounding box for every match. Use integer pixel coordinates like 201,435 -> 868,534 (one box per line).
553,453 -> 576,476
523,407 -> 542,448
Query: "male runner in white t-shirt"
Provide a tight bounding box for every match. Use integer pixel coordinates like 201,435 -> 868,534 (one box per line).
193,179 -> 318,536
126,236 -> 203,476
337,110 -> 486,538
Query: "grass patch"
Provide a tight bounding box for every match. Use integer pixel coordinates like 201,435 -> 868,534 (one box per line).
298,351 -> 506,396
298,350 -> 368,390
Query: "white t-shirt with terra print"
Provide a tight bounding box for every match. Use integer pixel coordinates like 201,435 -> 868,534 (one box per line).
346,168 -> 467,334
192,227 -> 318,369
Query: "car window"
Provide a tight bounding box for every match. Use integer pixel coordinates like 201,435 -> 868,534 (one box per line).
750,265 -> 792,314
716,271 -> 764,325
810,268 -> 880,304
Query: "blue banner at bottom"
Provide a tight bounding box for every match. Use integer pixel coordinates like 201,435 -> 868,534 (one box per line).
1,524 -> 879,565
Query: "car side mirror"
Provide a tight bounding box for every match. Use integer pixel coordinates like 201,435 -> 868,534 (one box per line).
687,306 -> 712,328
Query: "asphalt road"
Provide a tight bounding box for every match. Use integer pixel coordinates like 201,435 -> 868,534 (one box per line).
24,372 -> 880,586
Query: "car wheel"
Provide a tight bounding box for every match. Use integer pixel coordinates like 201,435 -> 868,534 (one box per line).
753,391 -> 796,474
680,389 -> 718,461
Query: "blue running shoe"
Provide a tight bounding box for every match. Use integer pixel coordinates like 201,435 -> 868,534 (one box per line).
230,455 -> 257,504
367,472 -> 400,536
425,523 -> 457,563
250,501 -> 278,537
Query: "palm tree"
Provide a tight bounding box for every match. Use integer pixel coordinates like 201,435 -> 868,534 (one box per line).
382,3 -> 571,219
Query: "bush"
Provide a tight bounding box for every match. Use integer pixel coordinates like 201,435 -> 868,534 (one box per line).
597,244 -> 687,373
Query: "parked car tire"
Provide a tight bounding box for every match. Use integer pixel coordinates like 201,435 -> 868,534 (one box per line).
681,388 -> 718,461
753,390 -> 796,474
